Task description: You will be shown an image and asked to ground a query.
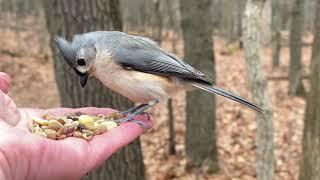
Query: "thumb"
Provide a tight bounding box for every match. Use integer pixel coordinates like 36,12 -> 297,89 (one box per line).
0,72 -> 10,94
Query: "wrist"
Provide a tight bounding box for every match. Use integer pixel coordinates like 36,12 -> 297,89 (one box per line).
0,131 -> 30,180
0,148 -> 13,180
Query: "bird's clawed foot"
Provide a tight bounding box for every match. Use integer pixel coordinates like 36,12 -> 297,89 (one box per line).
115,100 -> 158,128
114,113 -> 150,128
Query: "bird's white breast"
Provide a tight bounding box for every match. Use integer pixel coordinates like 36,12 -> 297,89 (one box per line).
92,54 -> 180,103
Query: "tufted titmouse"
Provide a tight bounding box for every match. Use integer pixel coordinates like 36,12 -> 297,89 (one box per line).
55,31 -> 262,126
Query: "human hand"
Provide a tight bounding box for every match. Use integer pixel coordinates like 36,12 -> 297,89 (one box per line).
0,72 -> 153,180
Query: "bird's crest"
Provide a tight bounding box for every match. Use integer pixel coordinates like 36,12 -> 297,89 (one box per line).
54,36 -> 76,67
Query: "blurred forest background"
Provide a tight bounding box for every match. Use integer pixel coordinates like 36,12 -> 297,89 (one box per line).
0,0 -> 320,180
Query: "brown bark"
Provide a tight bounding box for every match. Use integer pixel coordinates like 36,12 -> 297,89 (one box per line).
299,0 -> 320,179
288,0 -> 306,96
44,0 -> 145,179
180,0 -> 219,173
242,0 -> 275,180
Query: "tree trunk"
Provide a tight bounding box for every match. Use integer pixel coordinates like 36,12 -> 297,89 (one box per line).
288,0 -> 306,96
151,0 -> 162,43
299,0 -> 320,179
237,0 -> 246,48
168,98 -> 176,155
242,0 -> 275,180
224,1 -> 236,42
166,0 -> 179,156
211,0 -> 222,28
271,0 -> 281,68
280,0 -> 291,30
180,0 -> 219,173
44,1 -> 146,180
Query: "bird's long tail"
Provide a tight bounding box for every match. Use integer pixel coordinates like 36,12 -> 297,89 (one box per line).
192,82 -> 263,113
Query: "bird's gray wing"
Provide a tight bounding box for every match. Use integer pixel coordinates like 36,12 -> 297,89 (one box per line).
111,45 -> 212,84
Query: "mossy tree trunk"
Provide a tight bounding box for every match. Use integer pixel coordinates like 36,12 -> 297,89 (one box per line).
44,1 -> 145,179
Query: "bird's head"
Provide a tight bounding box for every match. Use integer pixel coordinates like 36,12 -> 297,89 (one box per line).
54,36 -> 97,88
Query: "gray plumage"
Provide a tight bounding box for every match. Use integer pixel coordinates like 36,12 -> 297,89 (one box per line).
55,31 -> 263,113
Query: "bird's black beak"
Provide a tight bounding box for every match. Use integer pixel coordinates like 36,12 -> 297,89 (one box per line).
80,75 -> 88,88
73,68 -> 89,88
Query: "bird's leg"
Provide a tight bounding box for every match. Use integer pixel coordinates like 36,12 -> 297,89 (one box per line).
114,100 -> 159,128
119,104 -> 147,115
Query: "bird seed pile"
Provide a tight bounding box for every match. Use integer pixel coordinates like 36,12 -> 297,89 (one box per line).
31,112 -> 124,141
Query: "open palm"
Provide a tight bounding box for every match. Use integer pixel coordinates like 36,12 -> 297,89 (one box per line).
0,72 -> 153,180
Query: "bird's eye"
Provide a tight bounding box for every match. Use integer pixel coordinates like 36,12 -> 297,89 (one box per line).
77,58 -> 86,66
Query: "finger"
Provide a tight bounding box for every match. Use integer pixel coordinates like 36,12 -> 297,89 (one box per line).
0,72 -> 10,94
0,91 -> 20,126
86,114 -> 153,170
0,73 -> 20,127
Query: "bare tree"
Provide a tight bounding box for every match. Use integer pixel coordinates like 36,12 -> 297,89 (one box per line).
44,0 -> 146,179
303,0 -> 317,32
165,0 -> 180,156
151,0 -> 163,43
167,98 -> 176,155
280,0 -> 293,30
219,0 -> 245,45
143,0 -> 163,42
237,0 -> 246,48
120,0 -> 145,32
180,0 -> 219,173
242,0 -> 275,180
289,0 -> 306,96
299,0 -> 320,179
271,0 -> 282,68
211,0 -> 222,28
